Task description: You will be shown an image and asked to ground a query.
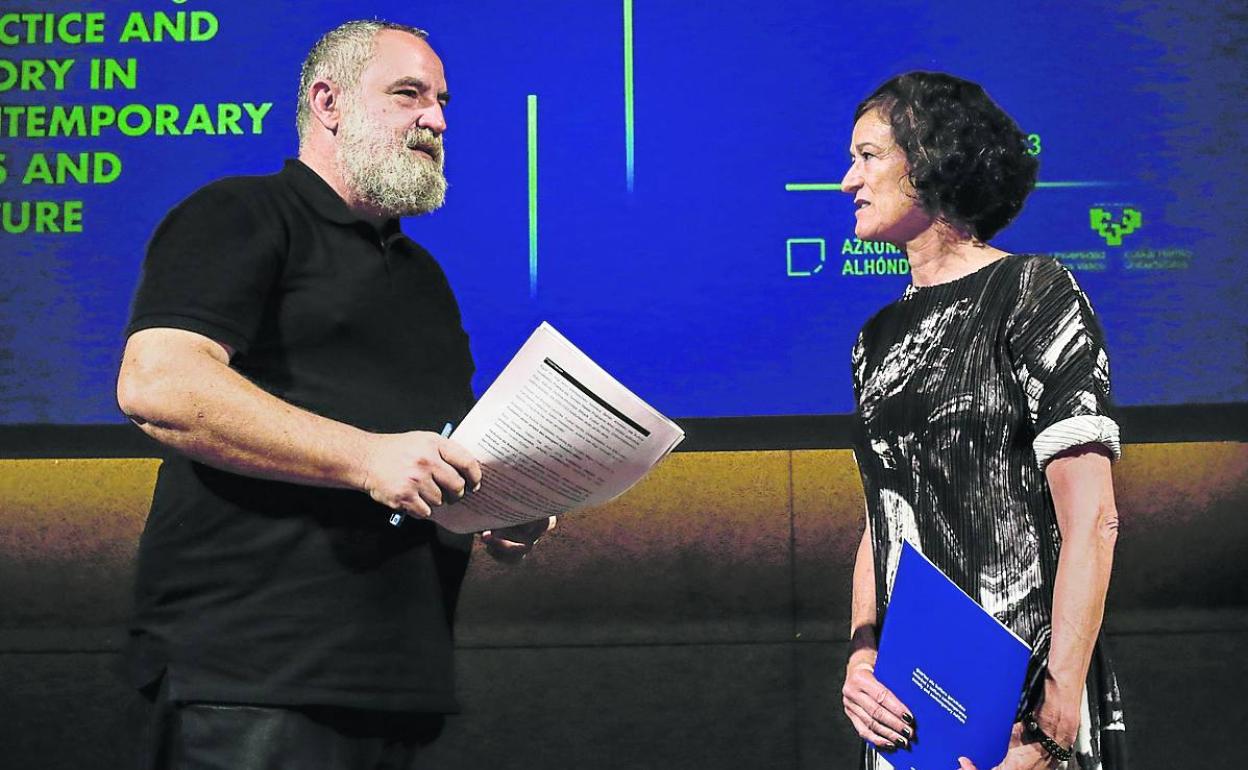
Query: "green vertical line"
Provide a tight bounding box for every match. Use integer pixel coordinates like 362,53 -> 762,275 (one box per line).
528,94 -> 538,298
623,0 -> 635,192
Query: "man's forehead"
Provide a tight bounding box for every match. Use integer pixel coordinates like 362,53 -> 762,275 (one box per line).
365,29 -> 445,84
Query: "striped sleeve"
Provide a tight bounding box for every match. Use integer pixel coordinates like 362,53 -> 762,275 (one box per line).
1006,258 -> 1121,467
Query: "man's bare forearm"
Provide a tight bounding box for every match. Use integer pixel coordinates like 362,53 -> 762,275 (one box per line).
118,328 -> 371,490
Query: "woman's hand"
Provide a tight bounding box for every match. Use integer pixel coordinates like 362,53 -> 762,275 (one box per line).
956,722 -> 1059,770
842,655 -> 915,751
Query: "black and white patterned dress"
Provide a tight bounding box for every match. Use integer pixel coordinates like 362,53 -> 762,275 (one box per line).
852,255 -> 1127,769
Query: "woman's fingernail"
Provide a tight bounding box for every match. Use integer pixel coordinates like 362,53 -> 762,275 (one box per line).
902,727 -> 912,739
902,713 -> 915,725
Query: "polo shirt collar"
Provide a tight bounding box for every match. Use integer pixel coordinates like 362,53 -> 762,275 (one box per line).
281,159 -> 401,234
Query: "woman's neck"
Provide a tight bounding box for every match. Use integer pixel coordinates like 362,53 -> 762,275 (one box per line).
903,224 -> 1008,287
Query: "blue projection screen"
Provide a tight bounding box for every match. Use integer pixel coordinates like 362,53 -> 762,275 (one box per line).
2,0 -> 1245,423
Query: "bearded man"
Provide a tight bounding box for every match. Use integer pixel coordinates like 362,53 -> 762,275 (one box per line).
116,21 -> 551,769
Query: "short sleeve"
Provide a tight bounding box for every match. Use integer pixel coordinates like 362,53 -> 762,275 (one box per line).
126,182 -> 283,355
1006,258 -> 1120,467
850,328 -> 867,404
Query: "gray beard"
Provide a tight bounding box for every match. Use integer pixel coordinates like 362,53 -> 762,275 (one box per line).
338,115 -> 447,218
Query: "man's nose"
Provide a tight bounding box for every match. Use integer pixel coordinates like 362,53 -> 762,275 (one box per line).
418,103 -> 446,135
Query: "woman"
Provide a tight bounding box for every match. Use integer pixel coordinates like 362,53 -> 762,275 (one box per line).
837,72 -> 1127,770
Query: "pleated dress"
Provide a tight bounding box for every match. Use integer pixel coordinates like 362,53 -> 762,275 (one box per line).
852,255 -> 1128,769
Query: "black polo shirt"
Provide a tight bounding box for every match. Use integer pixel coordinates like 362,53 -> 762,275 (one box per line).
125,159 -> 476,712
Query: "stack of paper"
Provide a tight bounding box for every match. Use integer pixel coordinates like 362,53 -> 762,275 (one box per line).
431,323 -> 685,534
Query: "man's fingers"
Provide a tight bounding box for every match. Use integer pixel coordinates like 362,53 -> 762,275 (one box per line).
396,493 -> 432,519
364,432 -> 477,514
480,517 -> 556,563
426,459 -> 469,502
486,537 -> 530,551
481,529 -> 533,550
437,439 -> 482,490
507,518 -> 553,543
481,531 -> 531,564
411,474 -> 446,509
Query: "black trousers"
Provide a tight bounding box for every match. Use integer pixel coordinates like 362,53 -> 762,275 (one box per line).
129,677 -> 446,770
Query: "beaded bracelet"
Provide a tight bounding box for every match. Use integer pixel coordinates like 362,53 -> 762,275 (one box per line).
1022,711 -> 1073,762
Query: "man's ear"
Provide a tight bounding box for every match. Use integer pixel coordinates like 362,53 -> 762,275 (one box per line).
308,80 -> 342,133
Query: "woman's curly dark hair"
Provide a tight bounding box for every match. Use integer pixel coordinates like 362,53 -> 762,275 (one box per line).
855,72 -> 1038,241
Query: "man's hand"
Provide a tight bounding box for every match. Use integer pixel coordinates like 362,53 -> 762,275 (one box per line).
360,431 -> 482,518
957,722 -> 1059,770
481,516 -> 557,564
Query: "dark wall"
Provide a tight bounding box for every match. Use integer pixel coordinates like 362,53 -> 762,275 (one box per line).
2,444 -> 1246,768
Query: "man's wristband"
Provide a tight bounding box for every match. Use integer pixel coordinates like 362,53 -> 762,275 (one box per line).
1022,710 -> 1073,762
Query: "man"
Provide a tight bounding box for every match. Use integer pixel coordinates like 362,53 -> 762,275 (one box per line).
116,20 -> 551,769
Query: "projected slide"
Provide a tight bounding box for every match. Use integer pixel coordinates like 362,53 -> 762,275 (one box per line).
2,0 -> 1244,423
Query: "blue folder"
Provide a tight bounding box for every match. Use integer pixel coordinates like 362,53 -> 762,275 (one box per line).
872,541 -> 1032,770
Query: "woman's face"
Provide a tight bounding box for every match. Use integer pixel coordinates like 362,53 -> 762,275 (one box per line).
839,109 -> 933,245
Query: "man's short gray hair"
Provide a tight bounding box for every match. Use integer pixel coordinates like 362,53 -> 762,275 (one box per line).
296,20 -> 428,145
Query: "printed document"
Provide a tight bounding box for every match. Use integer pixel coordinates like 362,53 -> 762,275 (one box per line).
430,322 -> 684,534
